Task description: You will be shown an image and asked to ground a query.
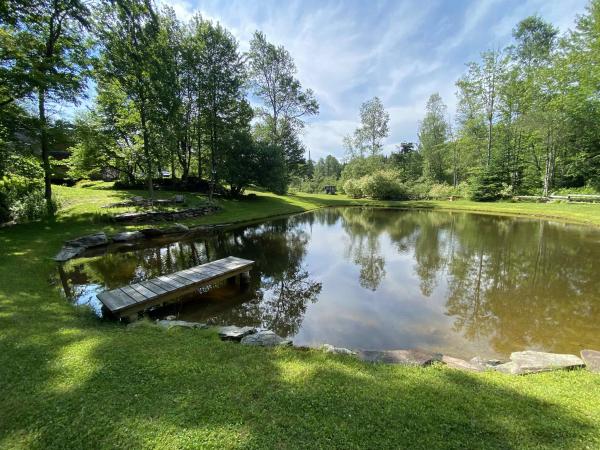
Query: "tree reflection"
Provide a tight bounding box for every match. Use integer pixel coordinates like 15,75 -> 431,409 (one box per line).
340,208 -> 387,290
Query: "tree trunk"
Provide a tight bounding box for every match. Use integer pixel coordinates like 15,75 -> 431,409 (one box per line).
140,103 -> 154,200
38,88 -> 54,215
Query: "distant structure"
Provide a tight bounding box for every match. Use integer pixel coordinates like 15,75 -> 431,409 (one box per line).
323,185 -> 336,195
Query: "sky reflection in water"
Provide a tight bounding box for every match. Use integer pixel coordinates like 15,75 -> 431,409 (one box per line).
59,208 -> 600,359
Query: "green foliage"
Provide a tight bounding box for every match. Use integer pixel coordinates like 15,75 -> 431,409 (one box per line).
343,179 -> 363,198
0,174 -> 50,223
470,170 -> 505,202
360,170 -> 407,200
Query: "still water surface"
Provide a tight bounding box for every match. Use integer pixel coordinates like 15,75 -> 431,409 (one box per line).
59,208 -> 600,358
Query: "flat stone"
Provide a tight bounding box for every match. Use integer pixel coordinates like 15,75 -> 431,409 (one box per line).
53,245 -> 85,262
165,315 -> 177,321
66,232 -> 108,248
112,231 -> 144,242
131,196 -> 144,202
156,320 -> 207,330
469,357 -> 504,369
322,344 -> 356,355
218,326 -> 257,341
174,195 -> 185,203
496,351 -> 585,375
240,330 -> 292,347
357,349 -> 442,366
139,228 -> 164,238
442,355 -> 483,372
581,350 -> 600,373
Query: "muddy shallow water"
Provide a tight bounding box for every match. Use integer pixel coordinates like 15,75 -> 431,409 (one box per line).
58,207 -> 600,359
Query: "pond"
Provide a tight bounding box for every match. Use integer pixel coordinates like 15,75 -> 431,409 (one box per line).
58,207 -> 600,359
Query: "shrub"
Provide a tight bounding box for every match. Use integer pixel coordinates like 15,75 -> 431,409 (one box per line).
428,183 -> 455,199
470,171 -> 504,202
343,179 -> 363,198
0,175 -> 49,223
360,170 -> 407,200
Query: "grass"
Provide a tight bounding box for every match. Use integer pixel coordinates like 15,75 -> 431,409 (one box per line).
1,182 -> 599,449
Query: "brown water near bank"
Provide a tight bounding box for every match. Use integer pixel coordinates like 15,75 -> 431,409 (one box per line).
58,207 -> 600,359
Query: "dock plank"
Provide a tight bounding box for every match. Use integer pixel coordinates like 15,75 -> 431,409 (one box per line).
96,256 -> 254,316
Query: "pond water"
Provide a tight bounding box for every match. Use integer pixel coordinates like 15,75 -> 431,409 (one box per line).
58,207 -> 600,359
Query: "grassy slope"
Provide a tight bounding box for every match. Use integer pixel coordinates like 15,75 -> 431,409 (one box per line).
0,183 -> 599,449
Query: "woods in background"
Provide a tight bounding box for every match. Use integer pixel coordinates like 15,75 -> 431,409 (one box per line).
298,2 -> 600,200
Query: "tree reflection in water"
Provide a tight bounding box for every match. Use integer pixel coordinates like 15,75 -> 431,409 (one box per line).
59,207 -> 600,356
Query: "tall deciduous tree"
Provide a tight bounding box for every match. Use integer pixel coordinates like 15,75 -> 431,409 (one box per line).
355,97 -> 390,157
2,0 -> 90,213
418,93 -> 449,182
248,31 -> 318,180
96,0 -> 162,198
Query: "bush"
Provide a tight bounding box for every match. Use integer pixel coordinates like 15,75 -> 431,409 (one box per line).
0,175 -> 49,223
470,171 -> 504,202
359,170 -> 408,200
343,179 -> 363,198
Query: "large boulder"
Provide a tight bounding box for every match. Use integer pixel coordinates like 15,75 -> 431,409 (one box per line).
357,349 -> 442,366
218,326 -> 256,341
581,349 -> 600,373
112,231 -> 144,242
495,351 -> 585,375
66,232 -> 108,249
240,330 -> 292,347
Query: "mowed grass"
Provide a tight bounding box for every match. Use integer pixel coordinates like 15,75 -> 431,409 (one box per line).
1,183 -> 599,449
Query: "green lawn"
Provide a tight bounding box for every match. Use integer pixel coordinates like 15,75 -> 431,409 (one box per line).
1,183 -> 599,449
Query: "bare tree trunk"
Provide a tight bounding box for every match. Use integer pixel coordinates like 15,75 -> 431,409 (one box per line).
140,101 -> 154,200
38,88 -> 54,215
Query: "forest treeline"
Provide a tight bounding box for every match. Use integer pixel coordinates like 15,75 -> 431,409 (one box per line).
298,3 -> 600,201
1,1 -> 600,223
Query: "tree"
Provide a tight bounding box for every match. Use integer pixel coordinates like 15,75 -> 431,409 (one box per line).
192,17 -> 248,199
2,0 -> 91,213
96,0 -> 164,199
418,93 -> 449,182
247,31 -> 318,183
355,97 -> 390,156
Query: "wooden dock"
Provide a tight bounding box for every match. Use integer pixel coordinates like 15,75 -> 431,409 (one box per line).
97,256 -> 254,320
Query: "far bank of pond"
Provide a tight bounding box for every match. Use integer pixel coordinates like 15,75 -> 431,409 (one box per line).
57,207 -> 600,360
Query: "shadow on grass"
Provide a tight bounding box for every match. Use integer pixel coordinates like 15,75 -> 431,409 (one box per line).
0,302 -> 597,449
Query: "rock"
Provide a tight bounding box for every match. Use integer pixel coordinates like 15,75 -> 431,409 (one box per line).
218,325 -> 256,341
581,349 -> 600,373
112,231 -> 144,242
495,351 -> 585,375
357,349 -> 442,366
66,232 -> 108,248
156,320 -> 207,330
322,344 -> 356,355
139,228 -> 164,238
441,355 -> 483,372
162,223 -> 189,234
165,315 -> 177,321
131,196 -> 145,203
174,194 -> 185,203
240,330 -> 292,347
469,357 -> 504,369
53,245 -> 85,262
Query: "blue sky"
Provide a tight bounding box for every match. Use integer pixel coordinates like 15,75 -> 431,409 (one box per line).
161,0 -> 588,160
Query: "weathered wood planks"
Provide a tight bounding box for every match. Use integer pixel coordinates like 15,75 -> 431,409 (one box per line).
96,256 -> 254,318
